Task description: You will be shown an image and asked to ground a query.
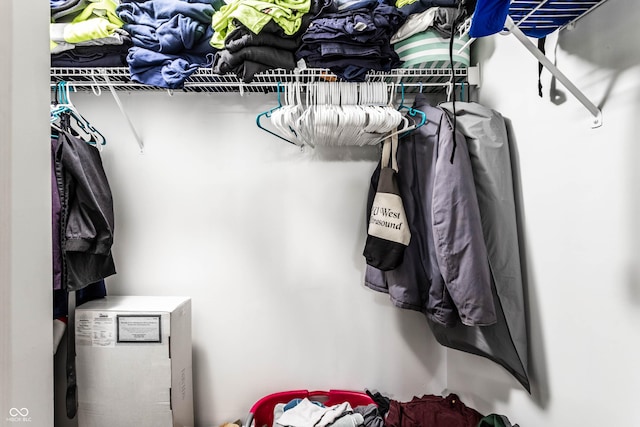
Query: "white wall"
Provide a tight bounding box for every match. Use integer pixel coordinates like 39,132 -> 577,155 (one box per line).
445,0 -> 640,425
54,93 -> 446,426
0,1 -> 53,426
50,0 -> 640,426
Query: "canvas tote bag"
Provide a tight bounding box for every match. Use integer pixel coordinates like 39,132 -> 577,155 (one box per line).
363,132 -> 411,270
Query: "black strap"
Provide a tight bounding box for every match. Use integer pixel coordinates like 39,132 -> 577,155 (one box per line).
448,5 -> 464,164
537,36 -> 547,97
66,291 -> 78,419
449,32 -> 457,164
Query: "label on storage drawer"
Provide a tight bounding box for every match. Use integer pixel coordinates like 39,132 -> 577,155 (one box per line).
76,312 -> 116,347
116,315 -> 162,343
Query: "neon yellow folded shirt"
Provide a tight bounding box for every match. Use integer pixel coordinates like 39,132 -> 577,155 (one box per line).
64,18 -> 121,44
50,0 -> 124,50
210,0 -> 310,49
395,0 -> 418,7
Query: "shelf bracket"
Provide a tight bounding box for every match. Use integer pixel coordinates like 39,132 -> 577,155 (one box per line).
504,16 -> 602,128
99,69 -> 145,152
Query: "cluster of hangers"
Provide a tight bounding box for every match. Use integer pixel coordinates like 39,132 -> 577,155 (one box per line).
51,81 -> 106,147
257,82 -> 427,148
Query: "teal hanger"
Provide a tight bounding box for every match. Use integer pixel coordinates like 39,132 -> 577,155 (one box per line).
52,80 -> 107,146
256,83 -> 296,145
397,83 -> 426,137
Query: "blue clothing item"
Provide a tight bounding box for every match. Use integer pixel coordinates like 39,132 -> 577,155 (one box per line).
397,0 -> 457,17
307,14 -> 375,40
298,2 -> 404,81
320,41 -> 381,57
118,0 -> 218,86
468,0 -> 510,37
283,399 -> 325,412
332,64 -> 370,81
127,46 -> 214,88
117,0 -> 216,27
51,43 -> 131,67
125,14 -> 215,54
303,4 -> 405,42
297,43 -> 398,79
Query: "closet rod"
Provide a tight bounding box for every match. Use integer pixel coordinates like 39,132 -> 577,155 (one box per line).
504,16 -> 602,127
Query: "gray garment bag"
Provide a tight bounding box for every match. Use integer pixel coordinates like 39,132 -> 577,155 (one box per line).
439,101 -> 529,391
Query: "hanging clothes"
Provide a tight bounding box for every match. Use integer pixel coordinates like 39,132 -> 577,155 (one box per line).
439,101 -> 530,391
52,114 -> 116,419
51,134 -> 109,312
364,100 -> 497,327
363,95 -> 530,390
53,124 -> 116,292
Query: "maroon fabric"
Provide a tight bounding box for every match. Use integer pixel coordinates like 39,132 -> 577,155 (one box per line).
385,394 -> 483,427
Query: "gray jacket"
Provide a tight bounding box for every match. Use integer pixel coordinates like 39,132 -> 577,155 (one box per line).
365,99 -> 497,327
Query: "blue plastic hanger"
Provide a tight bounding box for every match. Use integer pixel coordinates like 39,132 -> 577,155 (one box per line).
397,83 -> 426,138
256,83 -> 296,145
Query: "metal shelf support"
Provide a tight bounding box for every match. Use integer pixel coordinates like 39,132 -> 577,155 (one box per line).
504,16 -> 602,128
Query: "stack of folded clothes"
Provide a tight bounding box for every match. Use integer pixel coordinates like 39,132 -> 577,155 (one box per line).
50,0 -> 132,67
212,21 -> 301,83
296,0 -> 407,82
210,0 -> 328,83
116,0 -> 223,89
391,6 -> 471,70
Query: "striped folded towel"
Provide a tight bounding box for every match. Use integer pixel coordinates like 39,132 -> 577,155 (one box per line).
394,30 -> 470,69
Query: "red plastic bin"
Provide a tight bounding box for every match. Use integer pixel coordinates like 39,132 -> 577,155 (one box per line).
246,390 -> 375,427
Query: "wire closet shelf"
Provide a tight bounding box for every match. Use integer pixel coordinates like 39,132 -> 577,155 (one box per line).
50,66 -> 472,94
